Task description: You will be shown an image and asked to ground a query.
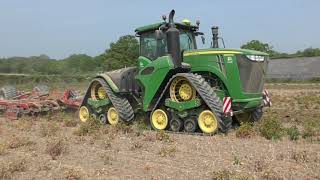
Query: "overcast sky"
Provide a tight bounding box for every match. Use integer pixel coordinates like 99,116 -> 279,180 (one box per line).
0,0 -> 319,59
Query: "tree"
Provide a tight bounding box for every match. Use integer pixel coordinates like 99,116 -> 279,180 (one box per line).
301,48 -> 320,57
241,40 -> 275,56
102,35 -> 139,70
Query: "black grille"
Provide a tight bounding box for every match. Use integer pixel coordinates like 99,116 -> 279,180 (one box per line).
236,55 -> 268,93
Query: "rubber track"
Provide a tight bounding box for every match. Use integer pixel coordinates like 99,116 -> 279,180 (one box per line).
252,107 -> 263,122
153,73 -> 232,133
91,78 -> 134,122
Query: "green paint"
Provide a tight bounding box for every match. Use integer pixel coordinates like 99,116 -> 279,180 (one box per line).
135,22 -> 164,33
184,49 -> 265,103
136,56 -> 174,111
184,48 -> 268,56
135,22 -> 198,34
165,98 -> 201,111
95,74 -> 119,92
84,17 -> 269,117
87,98 -> 111,109
237,99 -> 263,109
137,56 -> 152,68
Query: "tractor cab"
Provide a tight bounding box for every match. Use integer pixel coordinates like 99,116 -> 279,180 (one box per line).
135,21 -> 202,61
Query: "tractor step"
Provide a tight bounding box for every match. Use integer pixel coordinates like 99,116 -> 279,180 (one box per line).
164,98 -> 201,111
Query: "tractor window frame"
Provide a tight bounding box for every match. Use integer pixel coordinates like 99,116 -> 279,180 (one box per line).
139,30 -> 197,61
179,30 -> 197,51
139,31 -> 167,61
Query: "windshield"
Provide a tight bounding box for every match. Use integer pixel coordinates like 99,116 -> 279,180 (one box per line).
140,30 -> 196,60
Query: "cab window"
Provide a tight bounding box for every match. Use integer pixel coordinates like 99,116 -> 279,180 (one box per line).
140,30 -> 196,60
140,32 -> 167,60
180,31 -> 195,51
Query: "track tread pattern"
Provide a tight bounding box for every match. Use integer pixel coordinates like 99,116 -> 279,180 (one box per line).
252,107 -> 263,122
153,73 -> 232,133
95,78 -> 134,122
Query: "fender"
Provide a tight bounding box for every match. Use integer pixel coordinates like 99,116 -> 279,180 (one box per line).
80,76 -> 119,107
95,74 -> 119,93
192,66 -> 231,96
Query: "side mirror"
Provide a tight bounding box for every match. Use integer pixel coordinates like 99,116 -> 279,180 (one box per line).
155,30 -> 164,40
201,36 -> 205,44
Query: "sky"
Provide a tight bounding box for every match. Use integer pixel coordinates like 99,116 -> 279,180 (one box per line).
0,0 -> 319,59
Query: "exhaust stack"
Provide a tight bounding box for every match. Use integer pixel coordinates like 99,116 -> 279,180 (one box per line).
166,10 -> 182,68
211,26 -> 219,48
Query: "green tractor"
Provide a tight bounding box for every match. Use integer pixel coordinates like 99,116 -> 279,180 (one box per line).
79,10 -> 270,134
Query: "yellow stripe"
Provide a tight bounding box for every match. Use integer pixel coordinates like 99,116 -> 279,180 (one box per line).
184,51 -> 242,56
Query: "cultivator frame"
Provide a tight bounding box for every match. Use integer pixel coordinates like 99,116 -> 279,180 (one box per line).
0,86 -> 83,120
57,89 -> 83,110
0,99 -> 60,119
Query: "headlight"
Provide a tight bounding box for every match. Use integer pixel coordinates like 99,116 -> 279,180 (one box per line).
246,55 -> 265,62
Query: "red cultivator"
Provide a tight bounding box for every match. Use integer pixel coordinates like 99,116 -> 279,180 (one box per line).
57,89 -> 83,110
0,85 -> 83,120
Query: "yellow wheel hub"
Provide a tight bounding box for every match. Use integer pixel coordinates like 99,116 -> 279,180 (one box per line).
107,107 -> 119,125
97,86 -> 107,99
170,77 -> 196,102
90,81 -> 107,100
151,109 -> 168,130
198,110 -> 218,134
179,83 -> 193,100
79,106 -> 90,122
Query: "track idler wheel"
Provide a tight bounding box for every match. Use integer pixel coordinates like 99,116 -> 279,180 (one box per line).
170,118 -> 183,132
235,107 -> 263,123
79,106 -> 90,122
150,109 -> 169,130
90,81 -> 108,100
184,117 -> 197,133
198,110 -> 218,134
107,107 -> 119,125
99,114 -> 107,124
169,77 -> 196,102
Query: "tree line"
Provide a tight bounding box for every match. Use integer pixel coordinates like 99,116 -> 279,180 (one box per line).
241,40 -> 320,59
0,35 -> 139,75
0,37 -> 319,75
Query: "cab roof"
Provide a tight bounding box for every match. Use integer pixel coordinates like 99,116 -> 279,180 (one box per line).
135,22 -> 199,35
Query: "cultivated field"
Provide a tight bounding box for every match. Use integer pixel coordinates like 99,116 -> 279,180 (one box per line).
0,84 -> 319,180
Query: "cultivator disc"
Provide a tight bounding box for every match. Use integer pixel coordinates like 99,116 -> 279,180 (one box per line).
0,86 -> 17,100
33,85 -> 49,97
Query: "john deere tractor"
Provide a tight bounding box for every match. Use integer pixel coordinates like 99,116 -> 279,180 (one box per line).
79,10 -> 270,134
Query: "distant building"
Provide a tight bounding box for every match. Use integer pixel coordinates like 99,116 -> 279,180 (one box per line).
267,57 -> 320,80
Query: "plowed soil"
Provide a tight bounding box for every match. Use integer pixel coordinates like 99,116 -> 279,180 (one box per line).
0,84 -> 319,180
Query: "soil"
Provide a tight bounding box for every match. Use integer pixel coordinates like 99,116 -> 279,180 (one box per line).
0,84 -> 319,180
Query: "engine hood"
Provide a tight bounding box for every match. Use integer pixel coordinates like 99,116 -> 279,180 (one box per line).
184,48 -> 269,57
